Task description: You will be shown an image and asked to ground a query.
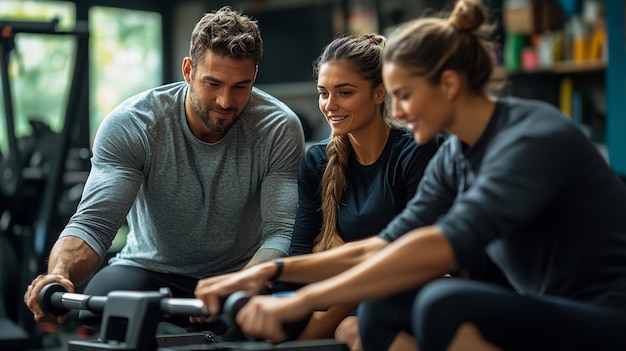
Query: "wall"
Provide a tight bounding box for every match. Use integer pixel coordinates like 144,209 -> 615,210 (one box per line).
170,2 -> 206,82
605,0 -> 626,176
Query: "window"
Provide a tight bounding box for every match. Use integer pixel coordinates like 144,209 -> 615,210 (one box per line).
89,6 -> 162,141
0,1 -> 75,154
0,2 -> 163,153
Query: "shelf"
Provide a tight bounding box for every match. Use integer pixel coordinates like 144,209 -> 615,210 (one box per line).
550,60 -> 606,73
492,60 -> 606,79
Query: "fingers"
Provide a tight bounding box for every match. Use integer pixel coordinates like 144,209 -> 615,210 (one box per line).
195,273 -> 248,316
194,266 -> 272,322
189,315 -> 219,324
195,279 -> 218,315
236,294 -> 314,343
194,275 -> 224,291
237,297 -> 287,344
194,284 -> 226,316
24,274 -> 74,323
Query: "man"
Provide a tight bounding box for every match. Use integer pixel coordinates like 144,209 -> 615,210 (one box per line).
23,6 -> 304,332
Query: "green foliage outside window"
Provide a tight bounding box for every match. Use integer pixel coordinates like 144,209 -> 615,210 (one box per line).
0,1 -> 75,154
89,6 -> 162,141
0,1 -> 163,154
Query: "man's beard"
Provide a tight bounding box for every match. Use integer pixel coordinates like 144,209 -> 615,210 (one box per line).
189,87 -> 238,134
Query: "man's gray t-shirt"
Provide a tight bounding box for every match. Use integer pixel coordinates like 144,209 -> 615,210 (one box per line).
60,81 -> 305,279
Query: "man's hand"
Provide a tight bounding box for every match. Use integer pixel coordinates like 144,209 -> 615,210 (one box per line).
24,274 -> 74,323
23,236 -> 99,323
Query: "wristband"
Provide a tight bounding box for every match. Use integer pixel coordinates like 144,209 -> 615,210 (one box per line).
269,259 -> 284,283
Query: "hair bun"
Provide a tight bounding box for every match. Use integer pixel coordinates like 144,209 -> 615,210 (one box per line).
363,33 -> 385,46
448,0 -> 486,33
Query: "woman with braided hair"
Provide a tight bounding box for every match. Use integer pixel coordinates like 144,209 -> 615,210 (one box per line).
287,33 -> 441,350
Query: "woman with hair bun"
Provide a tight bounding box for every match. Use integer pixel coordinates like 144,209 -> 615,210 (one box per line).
195,1 -> 626,349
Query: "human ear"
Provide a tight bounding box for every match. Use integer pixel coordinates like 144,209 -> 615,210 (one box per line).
182,57 -> 193,83
440,69 -> 461,100
252,65 -> 259,83
374,83 -> 387,104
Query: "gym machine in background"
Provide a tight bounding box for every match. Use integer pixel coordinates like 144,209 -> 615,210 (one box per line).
0,18 -> 90,349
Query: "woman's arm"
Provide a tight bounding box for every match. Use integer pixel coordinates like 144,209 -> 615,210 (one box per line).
194,236 -> 389,314
299,226 -> 455,308
235,226 -> 456,343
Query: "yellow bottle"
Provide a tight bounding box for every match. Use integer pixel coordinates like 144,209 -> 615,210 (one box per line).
560,77 -> 573,118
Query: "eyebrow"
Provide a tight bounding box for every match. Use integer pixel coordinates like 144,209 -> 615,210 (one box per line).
201,75 -> 254,86
390,86 -> 405,96
317,82 -> 358,90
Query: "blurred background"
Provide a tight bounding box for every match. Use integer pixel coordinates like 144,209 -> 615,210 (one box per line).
0,0 -> 624,349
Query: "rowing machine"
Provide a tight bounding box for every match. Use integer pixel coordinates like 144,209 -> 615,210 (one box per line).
38,283 -> 348,351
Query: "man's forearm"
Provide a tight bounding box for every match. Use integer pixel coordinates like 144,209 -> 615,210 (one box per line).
47,236 -> 101,285
244,248 -> 285,269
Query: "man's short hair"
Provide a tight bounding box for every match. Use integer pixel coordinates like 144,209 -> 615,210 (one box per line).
189,6 -> 263,68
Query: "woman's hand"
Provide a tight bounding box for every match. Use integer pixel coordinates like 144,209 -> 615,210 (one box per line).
236,293 -> 313,344
193,263 -> 275,321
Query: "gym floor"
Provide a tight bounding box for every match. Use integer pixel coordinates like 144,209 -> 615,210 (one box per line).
18,314 -> 98,351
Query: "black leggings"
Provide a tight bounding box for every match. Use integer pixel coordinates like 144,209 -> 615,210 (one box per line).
414,279 -> 626,351
358,287 -> 420,351
78,265 -> 229,335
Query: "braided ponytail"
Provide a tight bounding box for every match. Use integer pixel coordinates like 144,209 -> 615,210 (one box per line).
314,135 -> 351,252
